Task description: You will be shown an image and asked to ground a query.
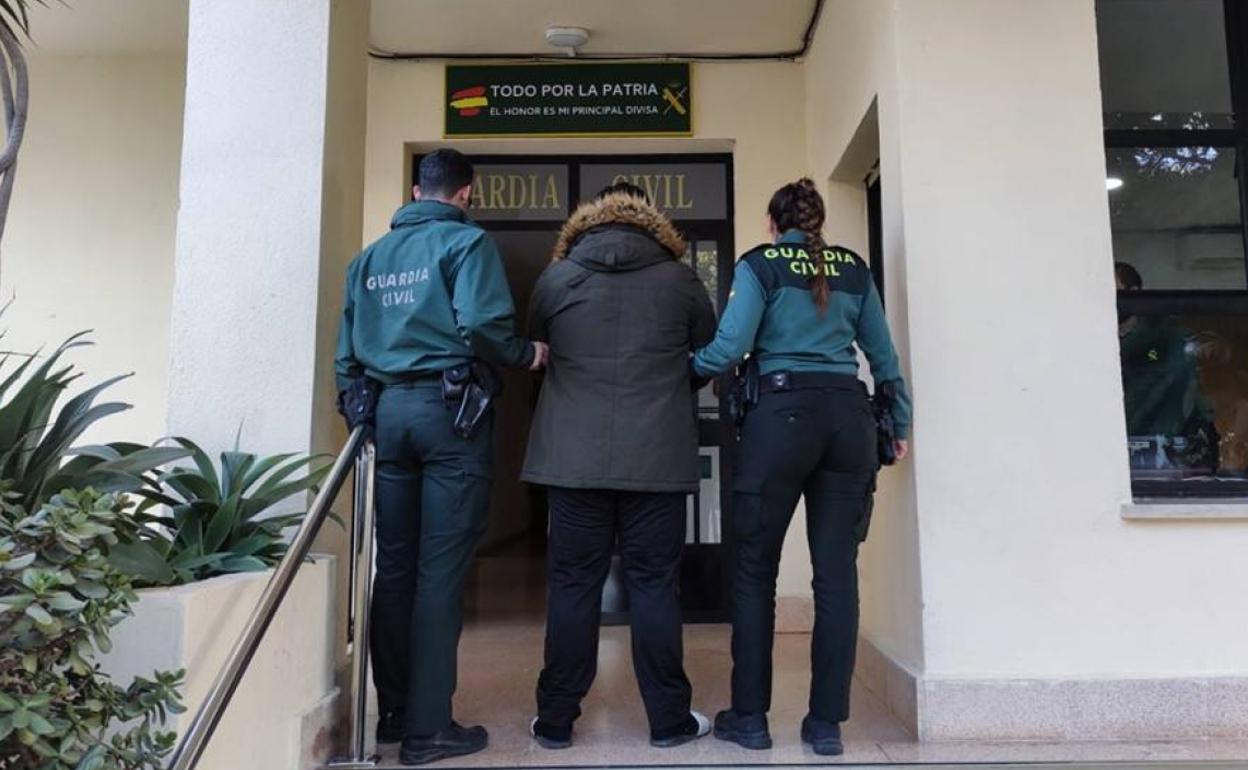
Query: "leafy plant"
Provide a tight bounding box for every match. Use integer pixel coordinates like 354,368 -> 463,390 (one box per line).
111,440 -> 332,587
0,331 -> 190,511
0,486 -> 183,770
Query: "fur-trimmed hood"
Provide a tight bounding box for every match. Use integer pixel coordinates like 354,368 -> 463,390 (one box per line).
552,193 -> 687,263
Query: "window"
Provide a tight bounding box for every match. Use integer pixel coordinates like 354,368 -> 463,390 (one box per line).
1097,0 -> 1248,497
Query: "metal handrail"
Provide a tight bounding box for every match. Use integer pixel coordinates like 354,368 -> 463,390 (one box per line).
330,440 -> 380,769
168,426 -> 375,770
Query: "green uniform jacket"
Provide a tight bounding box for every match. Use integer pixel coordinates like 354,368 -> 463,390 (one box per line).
1119,316 -> 1207,437
335,200 -> 534,390
692,229 -> 913,439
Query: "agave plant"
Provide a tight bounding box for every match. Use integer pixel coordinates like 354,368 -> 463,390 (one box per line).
0,330 -> 190,512
110,440 -> 332,587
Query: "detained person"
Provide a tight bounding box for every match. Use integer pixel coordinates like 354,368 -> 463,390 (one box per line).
691,179 -> 912,756
335,148 -> 548,766
521,183 -> 717,749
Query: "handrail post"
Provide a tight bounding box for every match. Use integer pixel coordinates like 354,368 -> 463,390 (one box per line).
167,427 -> 368,770
328,441 -> 380,768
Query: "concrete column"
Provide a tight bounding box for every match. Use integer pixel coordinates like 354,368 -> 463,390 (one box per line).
167,0 -> 368,460
166,0 -> 370,694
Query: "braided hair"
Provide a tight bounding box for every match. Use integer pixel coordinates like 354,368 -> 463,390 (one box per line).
767,178 -> 830,312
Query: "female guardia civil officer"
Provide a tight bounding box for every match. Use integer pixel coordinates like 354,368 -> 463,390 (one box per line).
691,178 -> 911,756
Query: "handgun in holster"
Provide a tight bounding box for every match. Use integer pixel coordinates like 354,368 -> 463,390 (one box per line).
442,362 -> 502,439
728,356 -> 761,428
872,380 -> 898,467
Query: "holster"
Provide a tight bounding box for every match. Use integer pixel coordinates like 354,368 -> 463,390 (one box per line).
872,380 -> 899,467
728,357 -> 761,428
443,361 -> 502,439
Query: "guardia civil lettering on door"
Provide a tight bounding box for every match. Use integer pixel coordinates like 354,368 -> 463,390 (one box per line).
414,152 -> 735,623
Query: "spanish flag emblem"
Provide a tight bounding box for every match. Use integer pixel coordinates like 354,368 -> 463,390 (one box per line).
450,86 -> 488,117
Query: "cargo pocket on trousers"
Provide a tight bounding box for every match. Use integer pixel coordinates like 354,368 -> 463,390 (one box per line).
460,463 -> 493,539
854,472 -> 879,544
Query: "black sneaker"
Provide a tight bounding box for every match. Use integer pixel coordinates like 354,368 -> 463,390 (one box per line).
650,710 -> 711,748
800,716 -> 844,756
376,710 -> 405,745
530,716 -> 573,749
713,709 -> 772,750
398,722 -> 488,766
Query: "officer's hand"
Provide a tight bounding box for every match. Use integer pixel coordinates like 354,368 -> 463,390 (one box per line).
337,377 -> 381,434
894,439 -> 909,461
530,341 -> 550,371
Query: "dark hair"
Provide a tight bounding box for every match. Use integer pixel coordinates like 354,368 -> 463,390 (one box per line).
418,148 -> 475,199
768,178 -> 829,312
597,181 -> 651,204
1114,261 -> 1143,291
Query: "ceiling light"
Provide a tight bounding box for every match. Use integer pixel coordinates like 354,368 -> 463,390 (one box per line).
1106,177 -> 1124,191
545,26 -> 590,56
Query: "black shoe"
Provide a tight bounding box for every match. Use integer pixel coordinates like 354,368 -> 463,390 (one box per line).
376,710 -> 405,745
650,710 -> 711,748
530,717 -> 573,749
800,716 -> 844,756
713,709 -> 772,750
398,722 -> 488,766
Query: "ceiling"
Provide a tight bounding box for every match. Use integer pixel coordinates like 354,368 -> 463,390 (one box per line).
25,0 -> 817,58
370,0 -> 816,57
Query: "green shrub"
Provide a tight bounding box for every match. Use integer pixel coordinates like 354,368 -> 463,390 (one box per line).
110,440 -> 332,588
0,487 -> 183,770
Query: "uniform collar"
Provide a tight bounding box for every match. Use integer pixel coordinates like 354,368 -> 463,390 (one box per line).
390,199 -> 469,229
776,229 -> 807,245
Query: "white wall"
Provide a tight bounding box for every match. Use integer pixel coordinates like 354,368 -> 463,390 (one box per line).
2,54 -> 184,445
894,0 -> 1248,679
804,0 -> 926,674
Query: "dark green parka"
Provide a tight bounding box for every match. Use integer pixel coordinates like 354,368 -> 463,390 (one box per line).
521,193 -> 716,493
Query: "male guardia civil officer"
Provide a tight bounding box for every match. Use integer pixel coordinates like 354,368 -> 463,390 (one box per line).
335,148 -> 548,766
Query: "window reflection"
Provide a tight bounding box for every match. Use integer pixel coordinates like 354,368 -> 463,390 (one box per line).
687,241 -> 721,416
1118,307 -> 1248,482
1106,147 -> 1245,291
1096,0 -> 1234,130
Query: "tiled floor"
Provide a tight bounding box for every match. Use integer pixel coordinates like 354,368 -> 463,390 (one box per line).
363,552 -> 1248,768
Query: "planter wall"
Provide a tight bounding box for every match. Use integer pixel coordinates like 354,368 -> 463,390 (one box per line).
101,556 -> 337,769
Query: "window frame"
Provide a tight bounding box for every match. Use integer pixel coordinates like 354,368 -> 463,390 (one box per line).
1102,0 -> 1248,498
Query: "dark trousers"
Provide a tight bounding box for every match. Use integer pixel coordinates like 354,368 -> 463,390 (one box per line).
729,382 -> 878,724
369,384 -> 493,737
536,488 -> 693,734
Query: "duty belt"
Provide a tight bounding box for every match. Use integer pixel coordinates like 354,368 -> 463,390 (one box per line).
758,371 -> 862,394
387,372 -> 442,389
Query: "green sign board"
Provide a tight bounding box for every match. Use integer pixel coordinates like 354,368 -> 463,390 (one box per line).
445,63 -> 692,138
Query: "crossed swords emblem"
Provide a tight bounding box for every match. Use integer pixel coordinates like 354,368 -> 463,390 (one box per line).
662,85 -> 688,116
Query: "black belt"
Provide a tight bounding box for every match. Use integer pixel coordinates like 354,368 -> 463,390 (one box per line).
387,373 -> 442,389
758,371 -> 862,394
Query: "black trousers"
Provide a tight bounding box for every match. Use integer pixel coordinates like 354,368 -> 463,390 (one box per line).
536,488 -> 693,734
730,381 -> 878,724
369,384 -> 493,737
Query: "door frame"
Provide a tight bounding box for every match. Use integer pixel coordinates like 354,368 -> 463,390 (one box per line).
413,151 -> 737,622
